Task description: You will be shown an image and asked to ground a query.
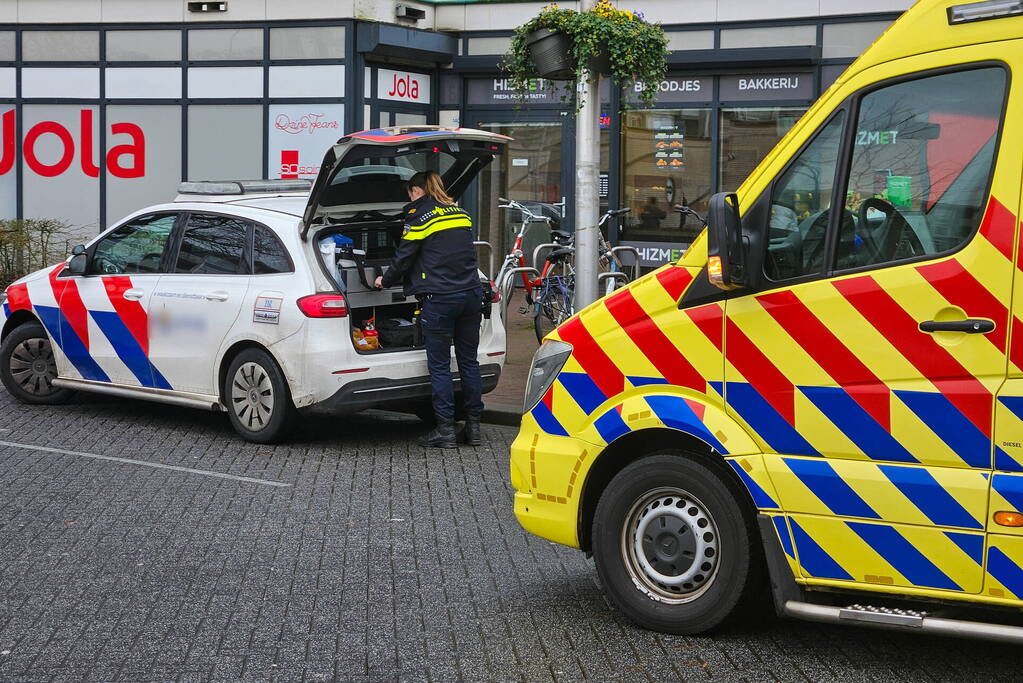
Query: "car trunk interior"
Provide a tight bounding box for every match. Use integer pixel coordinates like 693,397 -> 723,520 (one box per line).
315,218 -> 426,354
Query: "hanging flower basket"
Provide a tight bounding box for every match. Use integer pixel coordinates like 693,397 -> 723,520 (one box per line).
525,28 -> 575,80
502,0 -> 668,110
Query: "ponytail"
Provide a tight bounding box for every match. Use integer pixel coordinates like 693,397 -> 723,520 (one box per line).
408,171 -> 455,205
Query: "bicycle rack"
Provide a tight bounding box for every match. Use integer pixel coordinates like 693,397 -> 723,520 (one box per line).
599,271 -> 629,292
473,241 -> 495,281
611,246 -> 641,282
532,243 -> 563,272
497,266 -> 541,326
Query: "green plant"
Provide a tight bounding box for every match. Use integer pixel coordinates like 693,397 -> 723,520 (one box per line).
0,218 -> 75,288
502,0 -> 668,110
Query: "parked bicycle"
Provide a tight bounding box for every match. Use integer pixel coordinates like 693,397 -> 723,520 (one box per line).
531,206 -> 637,343
493,197 -> 571,322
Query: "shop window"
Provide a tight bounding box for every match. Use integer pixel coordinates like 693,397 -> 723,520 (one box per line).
720,107 -> 806,194
188,106 -> 263,181
622,109 -> 712,244
467,37 -> 511,55
269,26 -> 345,60
835,67 -> 1006,271
106,30 -> 181,62
666,31 -> 713,51
23,31 -> 99,62
720,25 -> 817,49
765,111 -> 845,281
188,28 -> 263,61
0,32 -> 14,62
822,21 -> 890,59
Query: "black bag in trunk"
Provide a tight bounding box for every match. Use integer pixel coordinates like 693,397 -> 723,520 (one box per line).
376,317 -> 417,347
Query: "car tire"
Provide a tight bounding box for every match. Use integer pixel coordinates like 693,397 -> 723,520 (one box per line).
592,452 -> 762,635
0,322 -> 75,405
223,348 -> 298,444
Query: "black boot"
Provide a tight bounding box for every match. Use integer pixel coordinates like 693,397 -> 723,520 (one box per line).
419,416 -> 457,448
462,414 -> 482,446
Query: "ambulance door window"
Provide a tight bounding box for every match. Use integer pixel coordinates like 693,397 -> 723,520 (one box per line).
835,67 -> 1006,271
764,111 -> 846,281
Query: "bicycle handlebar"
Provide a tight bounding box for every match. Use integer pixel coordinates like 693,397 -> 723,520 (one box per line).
607,207 -> 631,216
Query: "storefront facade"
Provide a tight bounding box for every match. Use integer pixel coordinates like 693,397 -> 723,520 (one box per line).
0,2 -> 906,266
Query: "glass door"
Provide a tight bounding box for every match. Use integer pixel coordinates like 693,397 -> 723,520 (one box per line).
475,121 -> 568,273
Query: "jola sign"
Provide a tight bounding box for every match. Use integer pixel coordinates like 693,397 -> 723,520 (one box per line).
0,109 -> 145,179
377,69 -> 430,103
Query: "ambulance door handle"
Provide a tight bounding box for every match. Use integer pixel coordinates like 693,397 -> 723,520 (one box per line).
204,291 -> 230,302
919,318 -> 994,334
122,288 -> 144,301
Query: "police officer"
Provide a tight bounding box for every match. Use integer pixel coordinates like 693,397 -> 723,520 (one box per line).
374,171 -> 484,449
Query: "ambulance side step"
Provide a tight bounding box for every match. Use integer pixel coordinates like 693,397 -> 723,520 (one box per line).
782,600 -> 1023,644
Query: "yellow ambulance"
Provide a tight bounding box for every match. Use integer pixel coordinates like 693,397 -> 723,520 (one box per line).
511,0 -> 1023,640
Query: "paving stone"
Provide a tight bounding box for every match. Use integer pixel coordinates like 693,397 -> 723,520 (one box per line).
0,390 -> 1021,681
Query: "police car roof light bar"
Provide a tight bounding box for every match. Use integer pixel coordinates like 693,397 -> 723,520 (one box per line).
947,0 -> 1023,24
177,179 -> 313,196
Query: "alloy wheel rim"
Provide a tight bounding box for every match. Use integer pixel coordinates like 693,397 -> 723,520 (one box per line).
621,486 -> 720,604
8,337 -> 58,396
231,362 -> 274,431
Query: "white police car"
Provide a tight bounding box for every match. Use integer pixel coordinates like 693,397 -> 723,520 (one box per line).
0,126 -> 508,443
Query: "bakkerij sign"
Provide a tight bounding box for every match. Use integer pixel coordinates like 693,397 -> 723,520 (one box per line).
719,72 -> 813,101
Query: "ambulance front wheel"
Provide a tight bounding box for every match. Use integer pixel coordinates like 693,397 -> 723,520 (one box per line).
0,322 -> 75,405
224,348 -> 298,444
591,453 -> 761,634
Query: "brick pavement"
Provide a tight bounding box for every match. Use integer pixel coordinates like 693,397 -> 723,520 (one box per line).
1,388 -> 1022,682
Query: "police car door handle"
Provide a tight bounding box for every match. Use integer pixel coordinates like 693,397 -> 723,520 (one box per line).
204,291 -> 230,302
122,288 -> 144,301
919,319 -> 994,334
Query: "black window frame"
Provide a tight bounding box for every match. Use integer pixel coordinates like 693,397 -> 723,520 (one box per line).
82,211 -> 184,277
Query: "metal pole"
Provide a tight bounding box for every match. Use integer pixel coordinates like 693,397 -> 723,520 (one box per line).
573,0 -> 601,310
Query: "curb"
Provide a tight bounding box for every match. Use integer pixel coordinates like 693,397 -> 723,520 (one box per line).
481,403 -> 522,427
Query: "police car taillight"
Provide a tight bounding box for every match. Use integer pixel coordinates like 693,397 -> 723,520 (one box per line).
297,294 -> 348,318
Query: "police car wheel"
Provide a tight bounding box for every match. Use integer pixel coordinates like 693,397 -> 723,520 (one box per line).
0,322 -> 75,405
592,453 -> 761,635
224,349 -> 297,444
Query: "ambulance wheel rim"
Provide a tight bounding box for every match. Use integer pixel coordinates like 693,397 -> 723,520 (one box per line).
231,361 -> 275,431
8,337 -> 58,396
622,487 -> 720,604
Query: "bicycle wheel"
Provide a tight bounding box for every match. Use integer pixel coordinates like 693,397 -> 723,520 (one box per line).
534,275 -> 574,344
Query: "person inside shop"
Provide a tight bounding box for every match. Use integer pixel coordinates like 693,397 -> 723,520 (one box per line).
639,196 -> 667,230
374,171 -> 484,450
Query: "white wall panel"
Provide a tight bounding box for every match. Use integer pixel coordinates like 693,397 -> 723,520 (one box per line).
0,69 -> 15,99
22,69 -> 100,99
187,67 -> 263,99
106,68 -> 182,99
269,65 -> 345,98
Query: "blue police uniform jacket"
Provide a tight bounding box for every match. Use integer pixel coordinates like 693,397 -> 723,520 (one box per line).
381,195 -> 480,297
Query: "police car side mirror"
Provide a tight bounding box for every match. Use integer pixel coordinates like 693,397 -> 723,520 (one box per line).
67,253 -> 88,276
706,192 -> 746,290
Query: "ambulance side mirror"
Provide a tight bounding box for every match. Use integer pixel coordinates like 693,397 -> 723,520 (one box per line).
706,192 -> 746,290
